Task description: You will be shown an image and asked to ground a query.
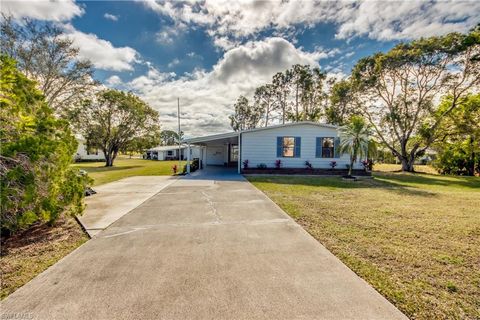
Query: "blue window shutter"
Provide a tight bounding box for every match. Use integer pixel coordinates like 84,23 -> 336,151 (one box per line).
277,137 -> 283,157
294,137 -> 301,157
316,137 -> 322,158
334,137 -> 340,158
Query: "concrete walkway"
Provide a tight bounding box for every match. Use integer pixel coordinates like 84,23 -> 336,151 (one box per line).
78,176 -> 177,236
1,169 -> 406,320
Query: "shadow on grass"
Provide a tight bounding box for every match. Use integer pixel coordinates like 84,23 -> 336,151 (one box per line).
247,175 -> 438,197
374,172 -> 480,190
76,165 -> 142,173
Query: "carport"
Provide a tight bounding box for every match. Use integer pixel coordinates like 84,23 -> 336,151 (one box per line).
185,132 -> 240,174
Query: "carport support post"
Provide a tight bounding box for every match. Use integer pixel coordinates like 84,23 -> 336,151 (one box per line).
186,143 -> 191,174
238,132 -> 241,174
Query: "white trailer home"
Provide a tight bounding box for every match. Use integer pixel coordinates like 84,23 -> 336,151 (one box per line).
184,122 -> 365,174
74,136 -> 106,161
145,145 -> 201,161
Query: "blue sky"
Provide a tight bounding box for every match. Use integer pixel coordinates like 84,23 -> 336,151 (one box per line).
2,0 -> 479,135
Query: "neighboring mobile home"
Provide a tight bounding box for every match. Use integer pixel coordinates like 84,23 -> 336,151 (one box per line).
75,135 -> 106,161
145,145 -> 201,161
184,122 -> 365,174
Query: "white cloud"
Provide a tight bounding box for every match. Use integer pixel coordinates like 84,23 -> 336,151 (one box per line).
334,1 -> 480,40
155,23 -> 186,44
106,75 -> 122,86
0,0 -> 84,21
62,24 -> 139,71
140,0 -> 480,44
125,37 -> 328,136
104,13 -> 119,21
167,58 -> 180,68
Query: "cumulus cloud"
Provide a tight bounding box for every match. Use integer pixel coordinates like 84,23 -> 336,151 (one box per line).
125,37 -> 328,136
140,0 -> 480,44
0,0 -> 84,21
104,13 -> 119,21
106,75 -> 122,86
167,58 -> 180,68
62,24 -> 139,71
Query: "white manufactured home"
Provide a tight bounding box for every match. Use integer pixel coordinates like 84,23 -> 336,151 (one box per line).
145,145 -> 201,161
75,136 -> 106,161
184,122 -> 363,174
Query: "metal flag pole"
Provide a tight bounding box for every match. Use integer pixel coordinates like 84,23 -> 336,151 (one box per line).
177,98 -> 181,171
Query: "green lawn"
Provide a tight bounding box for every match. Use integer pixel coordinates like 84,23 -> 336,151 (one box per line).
71,158 -> 184,186
247,173 -> 480,320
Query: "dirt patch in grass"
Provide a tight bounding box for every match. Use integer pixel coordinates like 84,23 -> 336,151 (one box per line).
248,173 -> 480,320
1,217 -> 88,300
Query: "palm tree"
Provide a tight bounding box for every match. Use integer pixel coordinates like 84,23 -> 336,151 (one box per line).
339,116 -> 371,177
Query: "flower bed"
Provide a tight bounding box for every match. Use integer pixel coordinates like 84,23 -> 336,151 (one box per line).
242,168 -> 371,176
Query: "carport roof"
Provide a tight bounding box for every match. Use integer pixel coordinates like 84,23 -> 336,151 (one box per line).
184,121 -> 338,144
185,131 -> 239,144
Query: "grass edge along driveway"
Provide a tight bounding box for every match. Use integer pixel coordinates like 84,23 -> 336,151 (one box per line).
248,172 -> 480,320
71,158 -> 183,186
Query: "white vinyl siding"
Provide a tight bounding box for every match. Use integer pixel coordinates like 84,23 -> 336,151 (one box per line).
241,123 -> 361,169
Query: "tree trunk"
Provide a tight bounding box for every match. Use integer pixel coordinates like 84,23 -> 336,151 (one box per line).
104,148 -> 114,167
400,157 -> 414,172
468,135 -> 475,176
349,156 -> 354,177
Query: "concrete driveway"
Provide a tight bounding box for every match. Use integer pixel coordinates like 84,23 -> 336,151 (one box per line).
1,168 -> 406,320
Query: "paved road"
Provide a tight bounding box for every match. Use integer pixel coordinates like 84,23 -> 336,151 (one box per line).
1,169 -> 407,320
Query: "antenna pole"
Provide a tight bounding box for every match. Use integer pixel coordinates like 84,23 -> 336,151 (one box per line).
177,98 -> 181,170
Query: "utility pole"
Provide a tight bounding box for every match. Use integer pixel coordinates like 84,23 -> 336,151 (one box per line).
177,98 -> 181,171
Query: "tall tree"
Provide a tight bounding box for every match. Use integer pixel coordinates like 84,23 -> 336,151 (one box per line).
0,16 -> 97,115
338,116 -> 371,177
351,27 -> 480,172
288,64 -> 309,121
254,84 -> 276,127
74,90 -> 161,167
327,79 -> 358,125
229,96 -> 263,131
159,130 -> 181,145
272,71 -> 290,124
301,67 -> 328,121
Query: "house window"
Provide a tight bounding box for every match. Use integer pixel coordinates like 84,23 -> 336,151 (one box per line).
282,137 -> 295,157
167,150 -> 173,156
322,137 -> 334,158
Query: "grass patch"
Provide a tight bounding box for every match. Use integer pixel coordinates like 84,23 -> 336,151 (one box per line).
248,173 -> 480,319
71,158 -> 184,186
1,217 -> 88,300
374,163 -> 439,175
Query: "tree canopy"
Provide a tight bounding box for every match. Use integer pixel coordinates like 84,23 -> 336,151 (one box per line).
0,16 -> 97,116
74,89 -> 161,166
350,27 -> 480,171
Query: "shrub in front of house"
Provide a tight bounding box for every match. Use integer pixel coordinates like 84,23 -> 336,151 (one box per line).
257,163 -> 267,169
305,161 -> 313,169
275,159 -> 281,169
1,56 -> 90,235
243,159 -> 249,169
330,161 -> 337,169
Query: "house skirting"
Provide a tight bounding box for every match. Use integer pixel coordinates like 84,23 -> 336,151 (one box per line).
241,168 -> 371,176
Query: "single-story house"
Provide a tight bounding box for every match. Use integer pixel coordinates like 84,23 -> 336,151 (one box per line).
75,135 -> 105,161
145,145 -> 201,161
184,121 -> 366,174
